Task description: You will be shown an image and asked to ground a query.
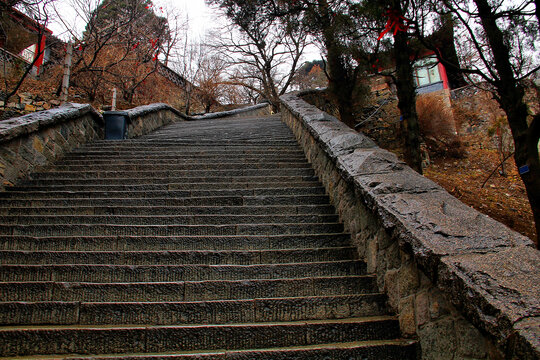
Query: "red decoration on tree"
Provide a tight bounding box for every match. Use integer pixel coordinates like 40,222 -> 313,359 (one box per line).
152,51 -> 159,61
133,42 -> 140,49
377,8 -> 410,40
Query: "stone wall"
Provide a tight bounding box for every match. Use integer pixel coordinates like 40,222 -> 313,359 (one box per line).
280,93 -> 539,360
0,103 -> 103,190
0,92 -> 61,118
0,102 -> 272,191
0,102 -> 188,191
189,103 -> 272,120
125,103 -> 185,138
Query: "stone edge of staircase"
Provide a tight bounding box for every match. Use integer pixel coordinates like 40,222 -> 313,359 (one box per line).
280,92 -> 540,360
0,102 -> 272,192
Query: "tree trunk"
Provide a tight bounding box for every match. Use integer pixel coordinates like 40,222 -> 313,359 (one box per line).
474,0 -> 540,246
317,0 -> 356,129
392,1 -> 423,174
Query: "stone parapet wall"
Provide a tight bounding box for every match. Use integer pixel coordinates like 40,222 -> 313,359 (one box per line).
0,102 -> 272,191
189,103 -> 272,120
0,102 -> 187,191
125,103 -> 185,138
280,93 -> 539,360
0,103 -> 103,191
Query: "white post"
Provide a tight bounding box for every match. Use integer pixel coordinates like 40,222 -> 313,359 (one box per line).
60,42 -> 72,103
112,88 -> 117,111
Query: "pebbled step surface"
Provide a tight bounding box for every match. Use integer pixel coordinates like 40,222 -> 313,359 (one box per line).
0,114 -> 415,358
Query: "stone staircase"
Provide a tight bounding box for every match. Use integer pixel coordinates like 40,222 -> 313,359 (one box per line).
0,115 -> 417,359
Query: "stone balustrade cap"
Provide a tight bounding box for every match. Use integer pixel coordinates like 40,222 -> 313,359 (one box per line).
280,92 -> 539,357
0,103 -> 102,144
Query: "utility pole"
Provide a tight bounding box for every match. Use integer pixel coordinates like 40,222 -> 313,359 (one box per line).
60,42 -> 73,103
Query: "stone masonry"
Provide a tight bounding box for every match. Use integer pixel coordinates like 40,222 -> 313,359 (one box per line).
0,113 -> 416,358
280,92 -> 539,360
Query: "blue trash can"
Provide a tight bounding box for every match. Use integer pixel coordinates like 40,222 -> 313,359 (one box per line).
104,111 -> 130,140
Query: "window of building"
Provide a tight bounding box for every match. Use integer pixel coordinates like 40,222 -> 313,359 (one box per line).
414,56 -> 441,87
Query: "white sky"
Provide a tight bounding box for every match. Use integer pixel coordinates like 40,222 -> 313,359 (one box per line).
48,0 -> 217,41
47,0 -> 322,65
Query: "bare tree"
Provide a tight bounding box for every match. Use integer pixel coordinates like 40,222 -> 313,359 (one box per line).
52,0 -> 175,105
1,0 -> 55,106
413,0 -> 540,245
207,0 -> 308,110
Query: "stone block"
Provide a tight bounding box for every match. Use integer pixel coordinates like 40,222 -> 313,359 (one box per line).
375,190 -> 532,278
415,291 -> 430,327
337,148 -> 406,179
398,261 -> 420,299
384,269 -> 399,310
438,247 -> 540,355
417,318 -> 457,360
455,319 -> 487,359
354,167 -> 442,197
399,295 -> 417,337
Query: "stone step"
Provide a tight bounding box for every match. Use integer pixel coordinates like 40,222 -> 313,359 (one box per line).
0,261 -> 364,282
0,186 -> 326,199
51,162 -> 313,172
0,276 -> 376,302
0,204 -> 336,216
0,247 -> 356,265
0,214 -> 338,226
31,168 -> 315,179
0,340 -> 417,360
20,175 -> 319,186
74,145 -> 302,152
7,181 -> 322,192
0,222 -> 344,237
0,294 -> 387,325
0,234 -> 352,251
0,317 -> 402,357
64,149 -> 307,157
59,156 -> 308,163
0,194 -> 331,208
88,137 -> 300,143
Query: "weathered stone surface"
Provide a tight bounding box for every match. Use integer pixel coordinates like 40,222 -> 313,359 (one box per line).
439,247 -> 540,354
125,103 -> 184,119
190,103 -> 272,120
377,191 -> 532,276
337,148 -> 406,178
280,93 -> 539,359
0,103 -> 102,144
354,167 -> 443,196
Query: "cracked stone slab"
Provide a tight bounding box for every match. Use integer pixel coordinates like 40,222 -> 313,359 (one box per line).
336,148 -> 406,179
353,167 -> 443,197
375,191 -> 532,277
438,247 -> 540,359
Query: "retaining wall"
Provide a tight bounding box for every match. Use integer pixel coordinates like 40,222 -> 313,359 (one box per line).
189,103 -> 272,120
0,102 -> 273,191
0,103 -> 103,191
280,93 -> 539,360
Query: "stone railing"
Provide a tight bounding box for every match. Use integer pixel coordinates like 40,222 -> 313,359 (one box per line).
280,93 -> 539,360
0,102 -> 274,190
0,103 -> 104,190
189,102 -> 272,120
124,103 -> 184,138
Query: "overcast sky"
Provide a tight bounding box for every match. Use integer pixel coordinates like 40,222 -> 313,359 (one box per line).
48,0 -> 217,40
